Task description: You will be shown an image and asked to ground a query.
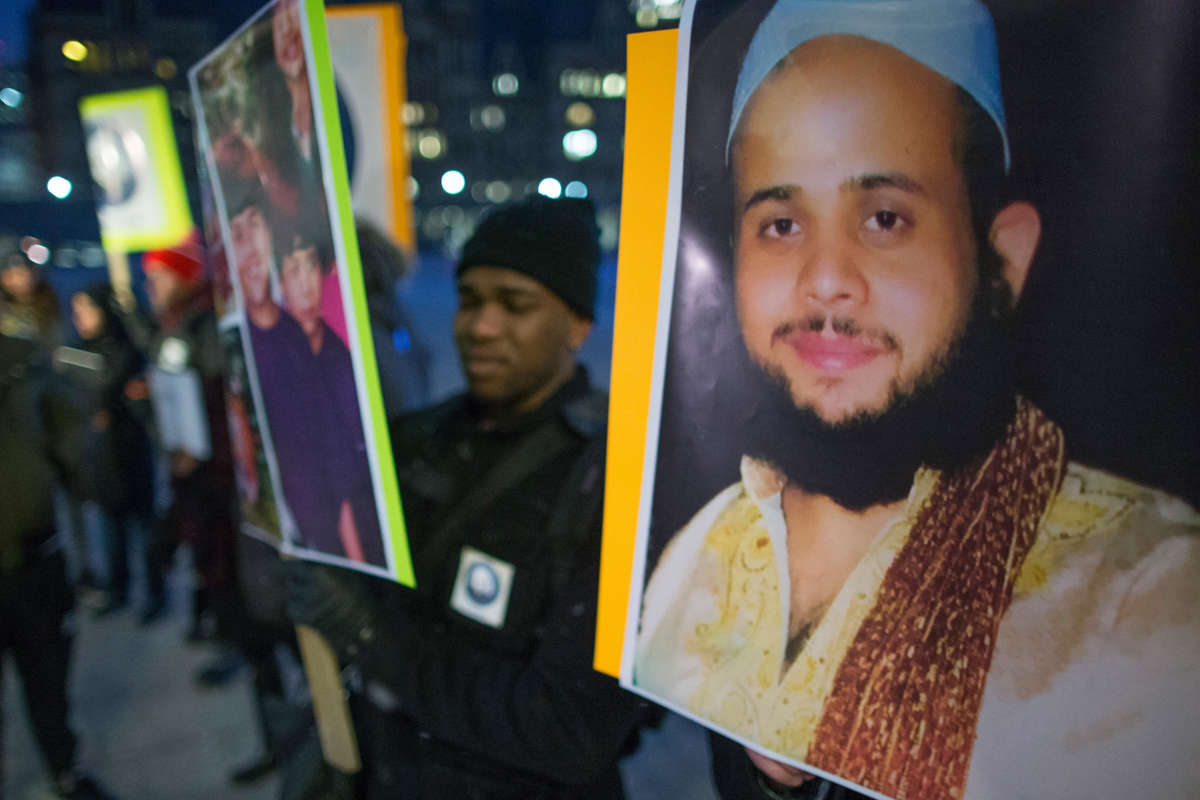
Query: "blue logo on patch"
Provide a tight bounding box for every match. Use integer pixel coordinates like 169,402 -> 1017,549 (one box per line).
466,562 -> 500,605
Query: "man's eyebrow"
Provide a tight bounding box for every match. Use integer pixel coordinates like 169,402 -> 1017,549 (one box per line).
847,172 -> 927,196
496,286 -> 539,301
456,283 -> 539,300
742,185 -> 795,213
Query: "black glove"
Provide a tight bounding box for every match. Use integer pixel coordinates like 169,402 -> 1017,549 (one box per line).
284,560 -> 378,659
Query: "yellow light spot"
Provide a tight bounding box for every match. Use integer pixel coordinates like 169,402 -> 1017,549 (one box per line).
153,57 -> 177,80
564,101 -> 594,127
62,40 -> 88,62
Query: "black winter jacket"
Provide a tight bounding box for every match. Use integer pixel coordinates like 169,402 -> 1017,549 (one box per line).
350,369 -> 644,800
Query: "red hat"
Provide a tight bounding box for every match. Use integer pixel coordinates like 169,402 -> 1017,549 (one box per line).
143,229 -> 206,285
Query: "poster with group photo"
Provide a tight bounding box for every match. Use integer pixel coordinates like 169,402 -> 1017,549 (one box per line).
188,0 -> 414,585
600,2 -> 1200,799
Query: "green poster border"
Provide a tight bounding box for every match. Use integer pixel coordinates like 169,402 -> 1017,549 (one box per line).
79,86 -> 194,253
305,0 -> 414,587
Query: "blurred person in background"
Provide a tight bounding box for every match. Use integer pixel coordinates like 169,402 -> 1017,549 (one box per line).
1,250 -> 62,350
355,220 -> 431,418
142,231 -> 242,685
0,316 -> 111,799
0,250 -> 99,596
67,283 -> 162,623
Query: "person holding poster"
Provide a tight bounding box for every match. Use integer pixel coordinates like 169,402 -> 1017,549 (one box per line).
142,233 -> 242,653
288,197 -> 645,799
630,1 -> 1200,799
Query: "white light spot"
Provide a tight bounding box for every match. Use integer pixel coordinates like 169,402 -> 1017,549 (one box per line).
46,175 -> 72,199
417,133 -> 443,159
441,170 -> 466,195
480,105 -> 505,130
562,128 -> 597,161
27,243 -> 50,264
485,181 -> 511,204
492,73 -> 519,96
601,73 -> 626,98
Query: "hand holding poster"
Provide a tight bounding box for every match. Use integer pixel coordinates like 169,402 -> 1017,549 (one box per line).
188,0 -> 412,585
605,2 -> 1200,798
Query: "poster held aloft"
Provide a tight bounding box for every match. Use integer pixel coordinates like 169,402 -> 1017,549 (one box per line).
600,2 -> 1200,799
79,86 -> 195,309
188,0 -> 416,774
188,0 -> 412,585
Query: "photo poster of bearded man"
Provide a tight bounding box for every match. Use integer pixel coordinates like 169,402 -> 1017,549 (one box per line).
188,0 -> 414,586
596,1 -> 1200,799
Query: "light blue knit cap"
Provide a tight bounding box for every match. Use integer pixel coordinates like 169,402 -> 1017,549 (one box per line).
727,0 -> 1010,172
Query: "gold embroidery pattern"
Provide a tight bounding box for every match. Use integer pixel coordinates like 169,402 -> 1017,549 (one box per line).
1015,466 -> 1138,593
683,477 -> 921,756
686,496 -> 780,737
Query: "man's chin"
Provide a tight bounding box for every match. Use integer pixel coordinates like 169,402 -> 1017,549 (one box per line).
792,394 -> 895,431
464,376 -> 512,404
741,306 -> 1017,510
763,362 -> 900,430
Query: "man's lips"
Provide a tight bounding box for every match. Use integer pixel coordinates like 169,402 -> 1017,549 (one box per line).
778,329 -> 885,370
461,353 -> 508,377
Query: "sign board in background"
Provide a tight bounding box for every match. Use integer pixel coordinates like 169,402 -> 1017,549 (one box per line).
326,3 -> 414,253
78,86 -> 194,254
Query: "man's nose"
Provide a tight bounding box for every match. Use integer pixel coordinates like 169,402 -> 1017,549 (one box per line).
795,232 -> 867,309
465,303 -> 505,338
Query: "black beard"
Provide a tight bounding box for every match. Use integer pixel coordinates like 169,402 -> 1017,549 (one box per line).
739,291 -> 1017,511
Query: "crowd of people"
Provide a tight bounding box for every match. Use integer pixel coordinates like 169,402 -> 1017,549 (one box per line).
0,214 -> 431,799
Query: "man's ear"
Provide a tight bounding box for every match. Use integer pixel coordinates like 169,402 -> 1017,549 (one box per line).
988,201 -> 1041,302
568,316 -> 593,352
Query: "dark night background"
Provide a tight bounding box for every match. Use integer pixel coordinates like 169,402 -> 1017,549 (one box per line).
644,0 -> 1200,570
0,0 -> 647,393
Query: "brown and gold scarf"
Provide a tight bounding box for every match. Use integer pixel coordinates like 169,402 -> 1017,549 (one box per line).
805,398 -> 1065,799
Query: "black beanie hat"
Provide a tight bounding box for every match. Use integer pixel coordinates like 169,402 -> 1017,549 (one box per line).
457,196 -> 600,320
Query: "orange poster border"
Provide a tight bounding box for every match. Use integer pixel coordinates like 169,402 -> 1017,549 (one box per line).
593,29 -> 678,677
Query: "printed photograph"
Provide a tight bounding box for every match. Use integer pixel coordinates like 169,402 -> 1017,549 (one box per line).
623,2 -> 1200,799
190,0 -> 389,571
